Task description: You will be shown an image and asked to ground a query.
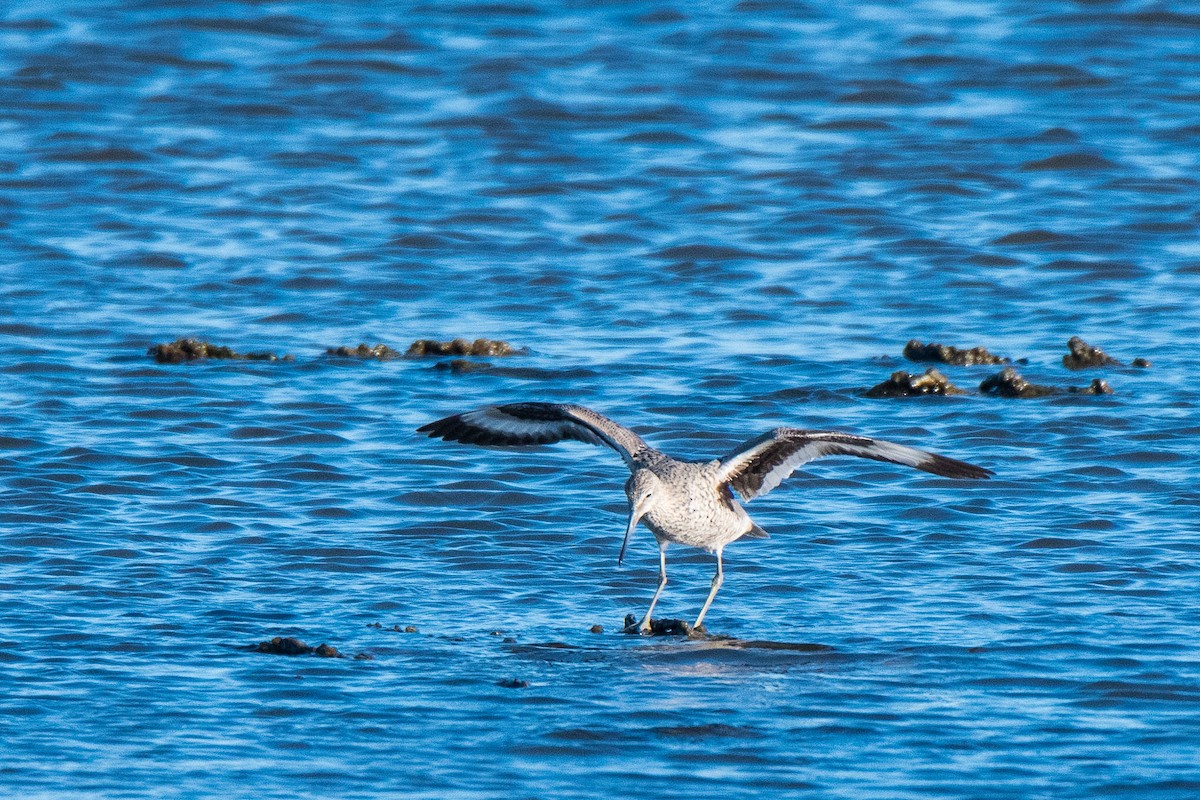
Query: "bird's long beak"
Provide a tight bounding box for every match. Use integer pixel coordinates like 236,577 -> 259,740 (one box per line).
618,502 -> 646,566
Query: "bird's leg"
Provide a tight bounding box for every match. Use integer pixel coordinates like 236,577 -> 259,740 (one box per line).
692,549 -> 724,631
637,544 -> 668,634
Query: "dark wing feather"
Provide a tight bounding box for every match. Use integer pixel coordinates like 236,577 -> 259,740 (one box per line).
718,427 -> 992,501
418,402 -> 649,467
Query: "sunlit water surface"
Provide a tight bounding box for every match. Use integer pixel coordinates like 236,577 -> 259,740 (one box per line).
2,1 -> 1199,797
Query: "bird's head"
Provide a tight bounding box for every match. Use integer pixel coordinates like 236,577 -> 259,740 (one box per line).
619,471 -> 661,565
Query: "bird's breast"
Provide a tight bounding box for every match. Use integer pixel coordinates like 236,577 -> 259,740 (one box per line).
641,481 -> 752,552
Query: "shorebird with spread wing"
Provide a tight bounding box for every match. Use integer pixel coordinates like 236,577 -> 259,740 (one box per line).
419,403 -> 992,633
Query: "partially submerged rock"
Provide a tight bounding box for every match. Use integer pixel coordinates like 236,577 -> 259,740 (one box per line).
253,636 -> 346,658
1069,378 -> 1114,395
150,338 -> 288,363
865,368 -> 966,398
325,343 -> 402,359
255,636 -> 312,655
623,614 -> 705,638
1062,336 -> 1121,369
903,339 -> 1009,366
405,338 -> 523,357
981,367 -> 1116,398
979,367 -> 1057,398
366,623 -> 417,633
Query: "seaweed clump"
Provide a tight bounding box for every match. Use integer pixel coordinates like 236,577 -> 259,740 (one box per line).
865,368 -> 965,398
903,339 -> 1009,366
326,343 -> 402,359
981,368 -> 1115,398
1069,378 -> 1114,395
149,338 -> 288,363
405,338 -> 523,357
979,368 -> 1057,398
253,636 -> 343,657
1062,336 -> 1121,370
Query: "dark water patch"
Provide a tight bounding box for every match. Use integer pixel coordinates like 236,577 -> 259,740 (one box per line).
1042,259 -> 1142,280
1080,680 -> 1200,704
578,232 -> 646,246
270,151 -> 359,169
213,103 -> 293,118
1055,562 -> 1109,574
93,548 -> 142,559
275,470 -> 351,483
0,436 -> 41,449
0,18 -> 56,30
172,16 -> 323,37
43,146 -> 148,164
68,482 -> 159,496
230,426 -> 292,440
906,182 -> 982,197
317,31 -> 426,52
122,252 -> 187,269
650,244 -> 762,261
991,229 -> 1077,247
836,80 -> 942,105
1108,450 -> 1186,465
1067,518 -> 1116,531
1021,152 -> 1118,171
617,131 -> 699,145
651,723 -> 765,739
1017,538 -> 1102,549
1001,64 -> 1110,89
1120,10 -> 1200,29
0,323 -> 53,337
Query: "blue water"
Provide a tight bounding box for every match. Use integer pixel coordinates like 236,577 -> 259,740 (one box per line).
3,1 -> 1200,797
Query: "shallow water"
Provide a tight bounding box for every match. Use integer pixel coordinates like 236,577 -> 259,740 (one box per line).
2,1 -> 1200,797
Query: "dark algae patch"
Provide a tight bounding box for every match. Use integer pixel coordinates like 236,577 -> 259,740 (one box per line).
325,343 -> 402,359
405,338 -> 524,357
903,339 -> 1010,366
1073,379 -> 1114,395
150,339 -> 528,363
367,623 -> 418,633
150,338 -> 290,363
1060,336 -> 1145,370
865,368 -> 965,397
980,368 -> 1057,398
980,367 -> 1112,397
252,636 -> 352,658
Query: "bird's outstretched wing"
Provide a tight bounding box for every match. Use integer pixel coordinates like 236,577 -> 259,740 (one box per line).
717,427 -> 992,501
418,402 -> 650,468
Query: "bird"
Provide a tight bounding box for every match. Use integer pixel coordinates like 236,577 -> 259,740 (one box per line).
418,402 -> 992,634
